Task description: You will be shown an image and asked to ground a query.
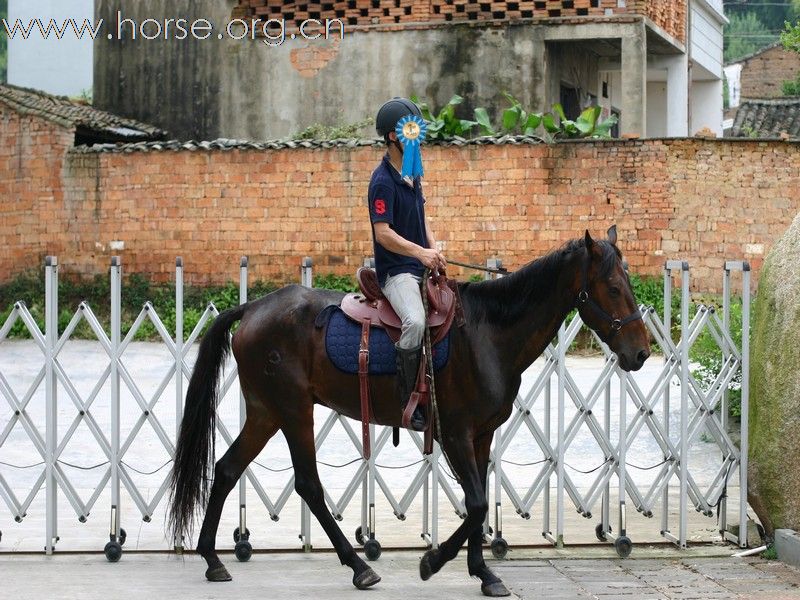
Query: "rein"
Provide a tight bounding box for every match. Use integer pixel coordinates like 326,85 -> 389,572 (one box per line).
421,268 -> 459,483
448,259 -> 509,275
576,253 -> 642,341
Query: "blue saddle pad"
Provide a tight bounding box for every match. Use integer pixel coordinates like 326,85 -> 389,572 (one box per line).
325,308 -> 450,375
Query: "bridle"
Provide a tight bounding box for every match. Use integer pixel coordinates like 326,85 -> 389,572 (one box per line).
576,252 -> 642,342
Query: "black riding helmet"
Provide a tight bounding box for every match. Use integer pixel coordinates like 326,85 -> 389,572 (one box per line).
375,97 -> 422,137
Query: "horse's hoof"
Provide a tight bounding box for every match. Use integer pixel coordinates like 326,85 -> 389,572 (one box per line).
481,581 -> 511,597
420,549 -> 435,581
205,565 -> 232,582
353,567 -> 381,590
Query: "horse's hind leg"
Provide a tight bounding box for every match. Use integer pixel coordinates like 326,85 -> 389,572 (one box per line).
197,415 -> 278,581
283,413 -> 381,590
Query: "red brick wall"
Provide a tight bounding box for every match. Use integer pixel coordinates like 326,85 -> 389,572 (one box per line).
741,45 -> 800,99
0,109 -> 73,273
2,107 -> 799,292
234,0 -> 686,42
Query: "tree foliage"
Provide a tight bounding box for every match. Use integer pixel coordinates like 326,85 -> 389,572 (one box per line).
724,12 -> 776,63
782,18 -> 800,55
725,0 -> 797,31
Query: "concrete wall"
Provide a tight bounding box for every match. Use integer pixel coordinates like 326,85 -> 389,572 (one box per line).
647,81 -> 668,138
94,0 -> 232,140
691,79 -> 724,136
2,105 -> 799,292
690,0 -> 725,80
7,0 -> 93,97
95,0 -> 549,140
221,23 -> 548,141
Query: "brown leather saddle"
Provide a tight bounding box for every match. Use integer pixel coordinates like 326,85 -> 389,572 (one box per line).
340,267 -> 458,345
339,267 -> 464,459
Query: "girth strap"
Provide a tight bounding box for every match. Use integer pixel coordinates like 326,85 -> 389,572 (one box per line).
358,318 -> 372,460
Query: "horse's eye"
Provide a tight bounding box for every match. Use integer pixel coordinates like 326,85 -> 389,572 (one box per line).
609,286 -> 621,297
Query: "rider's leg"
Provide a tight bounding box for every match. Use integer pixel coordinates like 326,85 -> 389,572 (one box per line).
382,272 -> 426,431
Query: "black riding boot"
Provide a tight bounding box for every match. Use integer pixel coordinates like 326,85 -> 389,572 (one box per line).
395,345 -> 426,432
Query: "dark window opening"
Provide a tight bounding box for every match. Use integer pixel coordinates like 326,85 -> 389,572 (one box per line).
559,84 -> 581,121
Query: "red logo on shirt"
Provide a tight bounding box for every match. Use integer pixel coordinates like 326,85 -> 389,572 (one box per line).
374,199 -> 386,215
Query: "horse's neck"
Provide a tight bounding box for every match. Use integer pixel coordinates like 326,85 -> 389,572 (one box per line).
497,254 -> 581,375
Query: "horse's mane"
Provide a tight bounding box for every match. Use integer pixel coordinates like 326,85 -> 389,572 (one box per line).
459,238 -> 620,327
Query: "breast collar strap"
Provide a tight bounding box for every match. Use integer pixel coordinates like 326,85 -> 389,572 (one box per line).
576,253 -> 642,342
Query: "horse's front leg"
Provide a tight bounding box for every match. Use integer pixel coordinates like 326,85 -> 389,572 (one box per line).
466,432 -> 510,597
419,434 -> 489,587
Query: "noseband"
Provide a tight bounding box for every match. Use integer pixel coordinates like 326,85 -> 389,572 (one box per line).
576,254 -> 642,342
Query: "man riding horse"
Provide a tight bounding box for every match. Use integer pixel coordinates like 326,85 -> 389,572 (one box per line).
369,97 -> 447,431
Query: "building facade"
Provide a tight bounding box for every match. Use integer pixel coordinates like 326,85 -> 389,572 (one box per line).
93,0 -> 726,140
724,42 -> 800,132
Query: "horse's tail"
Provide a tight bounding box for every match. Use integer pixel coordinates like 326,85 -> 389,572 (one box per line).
167,303 -> 246,545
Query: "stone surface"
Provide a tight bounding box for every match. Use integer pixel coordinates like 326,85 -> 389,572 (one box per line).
4,552 -> 800,600
749,212 -> 800,535
776,529 -> 800,568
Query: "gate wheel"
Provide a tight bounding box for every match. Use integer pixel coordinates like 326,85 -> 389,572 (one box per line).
614,536 -> 633,558
595,523 -> 610,542
233,527 -> 250,543
104,540 -> 122,562
490,537 -> 509,559
235,539 -> 253,562
364,538 -> 382,561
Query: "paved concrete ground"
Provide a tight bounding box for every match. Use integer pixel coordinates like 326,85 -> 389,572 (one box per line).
3,549 -> 800,599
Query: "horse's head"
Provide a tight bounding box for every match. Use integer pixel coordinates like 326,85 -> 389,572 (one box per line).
576,225 -> 651,372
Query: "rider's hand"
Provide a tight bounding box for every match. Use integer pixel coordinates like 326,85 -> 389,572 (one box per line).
418,247 -> 447,272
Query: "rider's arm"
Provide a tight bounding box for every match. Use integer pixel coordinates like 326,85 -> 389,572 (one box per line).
425,220 -> 438,253
374,222 -> 444,271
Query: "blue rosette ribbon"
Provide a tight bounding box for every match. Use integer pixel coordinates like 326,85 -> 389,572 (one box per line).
395,114 -> 427,179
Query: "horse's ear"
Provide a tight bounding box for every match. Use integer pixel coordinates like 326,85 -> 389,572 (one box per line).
584,229 -> 594,250
607,224 -> 617,245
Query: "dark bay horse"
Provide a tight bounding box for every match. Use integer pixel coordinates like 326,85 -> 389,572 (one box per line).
168,226 -> 650,597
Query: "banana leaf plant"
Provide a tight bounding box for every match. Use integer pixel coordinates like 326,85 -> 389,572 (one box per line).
411,94 -> 477,140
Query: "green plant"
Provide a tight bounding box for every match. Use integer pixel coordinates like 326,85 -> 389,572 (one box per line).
293,118 -> 372,140
762,544 -> 778,560
0,271 -> 279,342
782,72 -> 800,96
547,104 -> 617,140
689,300 -> 744,419
312,273 -> 358,293
782,19 -> 800,53
476,93 -> 543,137
411,94 -> 477,140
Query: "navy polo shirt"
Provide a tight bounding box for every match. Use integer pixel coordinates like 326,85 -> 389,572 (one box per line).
368,154 -> 428,286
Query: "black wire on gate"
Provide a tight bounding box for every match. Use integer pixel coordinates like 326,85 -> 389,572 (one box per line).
252,457 -> 427,473
564,457 -> 613,474
501,458 -> 548,467
0,459 -> 45,469
121,459 -> 173,476
627,458 -> 670,471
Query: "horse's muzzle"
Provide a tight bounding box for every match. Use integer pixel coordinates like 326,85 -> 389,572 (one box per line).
619,348 -> 650,372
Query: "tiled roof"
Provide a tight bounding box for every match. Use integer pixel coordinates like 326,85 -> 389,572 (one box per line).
724,41 -> 782,67
69,134 -> 545,154
730,99 -> 800,139
0,84 -> 167,143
